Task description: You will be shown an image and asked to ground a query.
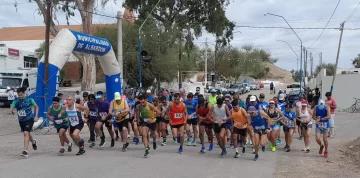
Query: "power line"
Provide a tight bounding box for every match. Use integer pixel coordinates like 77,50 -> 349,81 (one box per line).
345,1 -> 360,22
56,2 -> 118,19
307,0 -> 341,48
234,25 -> 360,30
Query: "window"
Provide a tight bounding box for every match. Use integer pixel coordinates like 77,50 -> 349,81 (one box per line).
22,79 -> 29,88
24,56 -> 38,68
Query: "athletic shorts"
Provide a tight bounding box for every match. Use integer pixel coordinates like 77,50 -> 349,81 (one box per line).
296,120 -> 301,126
171,124 -> 184,129
159,117 -> 169,124
316,127 -> 329,135
19,119 -> 34,132
140,122 -> 156,131
155,117 -> 162,124
300,124 -> 312,131
70,122 -> 84,134
96,116 -> 113,129
199,122 -> 213,130
329,114 -> 335,128
283,126 -> 294,132
233,127 -> 247,137
271,123 -> 280,130
213,123 -> 230,134
116,119 -> 129,129
253,125 -> 267,135
187,118 -> 198,125
56,125 -> 69,133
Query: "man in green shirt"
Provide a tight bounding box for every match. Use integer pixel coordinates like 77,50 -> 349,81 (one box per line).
208,89 -> 217,105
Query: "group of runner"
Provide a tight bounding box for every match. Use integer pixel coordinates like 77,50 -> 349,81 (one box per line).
8,86 -> 336,161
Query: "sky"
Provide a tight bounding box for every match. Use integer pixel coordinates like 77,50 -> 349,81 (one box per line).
0,0 -> 360,72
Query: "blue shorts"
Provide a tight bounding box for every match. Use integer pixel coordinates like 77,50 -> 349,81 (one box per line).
270,123 -> 280,130
113,121 -> 118,128
316,127 -> 329,135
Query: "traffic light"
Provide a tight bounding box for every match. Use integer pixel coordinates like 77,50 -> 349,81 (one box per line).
141,50 -> 152,62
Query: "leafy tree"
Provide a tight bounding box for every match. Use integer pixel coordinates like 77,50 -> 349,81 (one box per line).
291,69 -> 309,82
352,54 -> 360,68
314,63 -> 336,76
35,41 -> 45,59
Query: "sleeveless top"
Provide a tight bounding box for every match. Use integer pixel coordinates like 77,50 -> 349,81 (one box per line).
50,105 -> 69,128
169,102 -> 185,125
267,108 -> 279,126
232,108 -> 248,129
87,102 -> 97,120
161,104 -> 169,120
139,103 -> 156,123
197,104 -> 211,124
208,95 -> 217,105
299,108 -> 312,125
213,104 -> 227,123
316,105 -> 329,129
251,110 -> 267,129
113,99 -> 129,122
66,103 -> 82,126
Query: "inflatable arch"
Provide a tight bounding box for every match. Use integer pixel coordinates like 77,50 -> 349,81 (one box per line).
32,28 -> 121,118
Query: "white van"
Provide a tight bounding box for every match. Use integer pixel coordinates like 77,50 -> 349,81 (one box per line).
0,69 -> 37,106
286,83 -> 301,92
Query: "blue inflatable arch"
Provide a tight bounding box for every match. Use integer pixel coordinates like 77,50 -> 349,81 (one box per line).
32,28 -> 121,118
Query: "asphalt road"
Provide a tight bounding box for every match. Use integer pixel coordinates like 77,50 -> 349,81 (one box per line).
0,87 -> 359,178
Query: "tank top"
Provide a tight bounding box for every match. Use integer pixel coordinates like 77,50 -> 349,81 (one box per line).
66,103 -> 82,126
267,108 -> 279,126
316,105 -> 329,129
50,105 -> 69,128
161,104 -> 169,120
232,109 -> 248,129
87,102 -> 97,120
169,102 -> 185,125
213,104 -> 227,123
197,104 -> 211,124
139,103 -> 156,123
299,108 -> 312,125
251,110 -> 267,129
113,99 -> 129,121
208,95 -> 217,105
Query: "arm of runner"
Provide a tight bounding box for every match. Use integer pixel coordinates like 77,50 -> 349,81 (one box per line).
196,107 -> 201,121
120,100 -> 130,117
260,110 -> 271,130
312,107 -> 319,121
224,106 -> 232,121
76,104 -> 89,117
207,104 -> 214,122
108,100 -> 114,115
322,105 -> 331,121
183,103 -> 188,124
276,108 -> 285,124
30,99 -> 39,120
307,107 -> 313,116
148,103 -> 161,117
8,100 -> 16,114
47,106 -> 54,121
330,99 -> 337,110
134,105 -> 139,122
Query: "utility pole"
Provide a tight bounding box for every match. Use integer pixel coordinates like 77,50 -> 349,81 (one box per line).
205,37 -> 208,87
319,52 -> 323,67
302,47 -> 306,88
330,22 -> 345,94
117,11 -> 123,94
178,35 -> 182,89
44,0 -> 51,84
310,52 -> 313,78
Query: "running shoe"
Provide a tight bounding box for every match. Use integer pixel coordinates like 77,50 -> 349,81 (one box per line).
324,152 -> 328,158
284,145 -> 288,149
276,139 -> 281,145
144,148 -> 149,157
76,148 -> 85,156
242,147 -> 246,153
88,139 -> 92,143
32,139 -> 37,150
220,150 -> 224,156
302,148 -> 307,151
306,148 -> 310,153
262,146 -> 266,152
89,142 -> 95,148
253,154 -> 259,161
161,142 -> 167,146
79,139 -> 84,147
272,146 -> 277,152
234,152 -> 239,158
174,140 -> 178,144
135,138 -> 140,145
116,136 -> 120,141
230,142 -> 234,149
208,144 -> 214,151
122,144 -> 127,152
286,147 -> 291,152
127,134 -> 131,138
319,145 -> 324,155
200,146 -> 206,153
153,142 -> 157,150
192,141 -> 197,146
68,142 -> 72,152
178,147 -> 183,154
298,136 -> 303,140
59,148 -> 65,155
252,148 -> 256,154
224,149 -> 228,156
21,150 -> 28,157
99,139 -> 106,147
187,140 -> 192,146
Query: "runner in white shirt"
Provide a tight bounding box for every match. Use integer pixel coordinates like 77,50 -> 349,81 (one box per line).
296,100 -> 313,153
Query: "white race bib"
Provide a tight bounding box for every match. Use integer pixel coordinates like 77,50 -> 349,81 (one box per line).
255,126 -> 265,130
234,122 -> 243,127
55,120 -> 63,124
69,117 -> 79,126
174,113 -> 183,119
99,112 -> 107,117
318,122 -> 327,128
89,111 -> 97,117
143,118 -> 149,122
17,110 -> 26,117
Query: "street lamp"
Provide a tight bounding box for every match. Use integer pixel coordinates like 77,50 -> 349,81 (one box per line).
138,0 -> 161,93
265,13 -> 303,92
276,40 -> 299,71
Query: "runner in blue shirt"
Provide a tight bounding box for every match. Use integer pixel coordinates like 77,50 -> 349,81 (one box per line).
258,93 -> 269,110
8,87 -> 39,157
282,103 -> 296,152
184,93 -> 198,146
313,99 -> 331,158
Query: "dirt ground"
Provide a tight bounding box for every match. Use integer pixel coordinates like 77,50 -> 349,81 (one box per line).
344,137 -> 360,169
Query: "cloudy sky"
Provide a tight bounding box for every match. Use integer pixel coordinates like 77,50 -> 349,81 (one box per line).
1,0 -> 359,72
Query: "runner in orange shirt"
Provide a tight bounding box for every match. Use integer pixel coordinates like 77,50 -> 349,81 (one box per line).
229,100 -> 250,158
166,93 -> 188,154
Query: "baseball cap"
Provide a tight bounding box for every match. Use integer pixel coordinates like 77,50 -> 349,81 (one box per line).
279,93 -> 285,100
146,90 -> 151,93
114,92 -> 121,100
96,91 -> 103,99
211,89 -> 216,93
319,99 -> 325,105
285,103 -> 292,108
250,95 -> 256,102
301,100 -> 308,106
247,106 -> 256,113
259,93 -> 265,98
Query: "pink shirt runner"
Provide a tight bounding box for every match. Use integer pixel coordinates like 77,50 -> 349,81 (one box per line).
325,97 -> 336,114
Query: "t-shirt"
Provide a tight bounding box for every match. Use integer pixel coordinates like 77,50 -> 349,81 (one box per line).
184,99 -> 198,119
147,95 -> 154,103
126,98 -> 136,116
95,100 -> 110,117
11,97 -> 37,121
277,101 -> 286,112
325,98 -> 336,114
258,101 -> 269,110
74,94 -> 81,101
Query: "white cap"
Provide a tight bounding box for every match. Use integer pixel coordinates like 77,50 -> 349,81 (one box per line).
279,93 -> 285,100
146,90 -> 151,93
250,95 -> 256,102
319,99 -> 325,105
6,86 -> 10,90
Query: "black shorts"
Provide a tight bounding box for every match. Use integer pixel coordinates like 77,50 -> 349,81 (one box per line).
171,124 -> 184,129
213,123 -> 228,134
56,125 -> 69,133
296,120 -> 301,126
19,119 -> 34,132
70,122 -> 84,134
283,126 -> 294,132
140,122 -> 156,131
97,116 -> 113,129
199,122 -> 213,130
254,129 -> 267,135
270,87 -> 274,90
300,124 -> 312,131
116,119 -> 129,129
187,118 -> 198,125
233,127 -> 247,137
159,117 -> 169,124
155,117 -> 162,124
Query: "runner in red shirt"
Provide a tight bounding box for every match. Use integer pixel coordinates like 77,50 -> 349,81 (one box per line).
166,93 -> 188,154
196,96 -> 214,153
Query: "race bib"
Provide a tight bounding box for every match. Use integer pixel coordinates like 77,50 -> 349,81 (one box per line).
318,122 -> 327,128
69,117 -> 79,126
99,112 -> 107,117
17,110 -> 26,117
174,113 -> 183,119
234,122 -> 243,127
143,118 -> 150,122
271,118 -> 278,125
89,111 -> 97,117
255,126 -> 265,130
55,119 -> 63,124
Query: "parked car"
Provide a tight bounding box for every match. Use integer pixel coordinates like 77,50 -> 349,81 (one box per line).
286,83 -> 301,92
258,82 -> 264,88
286,89 -> 304,106
249,82 -> 260,90
243,83 -> 251,93
227,84 -> 243,95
